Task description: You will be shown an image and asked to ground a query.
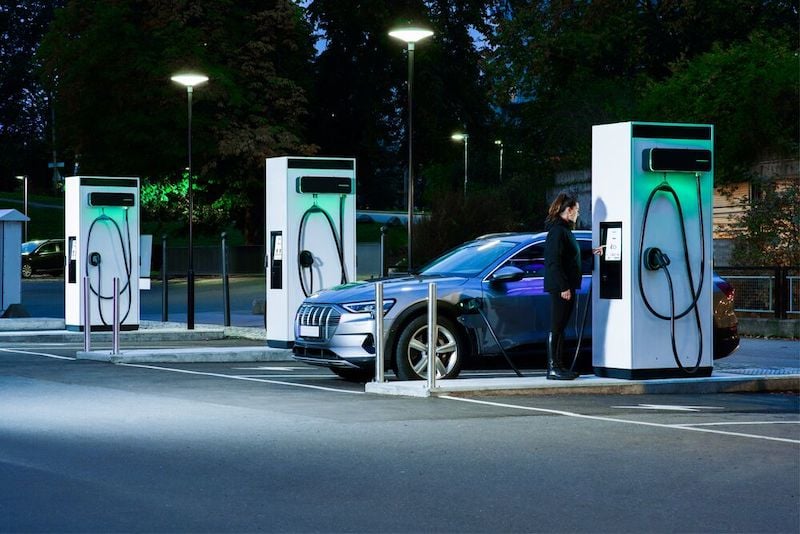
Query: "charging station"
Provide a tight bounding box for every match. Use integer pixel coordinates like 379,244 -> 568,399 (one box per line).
592,122 -> 714,378
65,176 -> 140,331
265,157 -> 356,348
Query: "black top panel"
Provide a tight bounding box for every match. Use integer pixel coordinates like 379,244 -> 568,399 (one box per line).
80,177 -> 138,188
632,124 -> 712,141
287,158 -> 354,170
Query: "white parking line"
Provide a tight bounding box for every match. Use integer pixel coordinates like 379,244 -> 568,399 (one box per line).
119,363 -> 364,395
440,396 -> 800,445
0,348 -> 76,360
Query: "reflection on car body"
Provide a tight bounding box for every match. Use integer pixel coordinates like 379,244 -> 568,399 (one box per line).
292,231 -> 739,381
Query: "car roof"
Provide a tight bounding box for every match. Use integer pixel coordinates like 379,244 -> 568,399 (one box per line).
474,230 -> 592,244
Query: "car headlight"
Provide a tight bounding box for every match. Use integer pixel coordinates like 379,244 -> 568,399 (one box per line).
342,299 -> 396,315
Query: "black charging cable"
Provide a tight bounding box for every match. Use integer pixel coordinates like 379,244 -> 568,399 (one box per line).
297,198 -> 347,297
637,175 -> 705,373
85,208 -> 133,325
459,298 -> 523,377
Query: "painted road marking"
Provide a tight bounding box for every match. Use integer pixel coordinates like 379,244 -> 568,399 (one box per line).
440,396 -> 800,445
120,363 -> 364,395
612,404 -> 725,412
0,348 -> 76,360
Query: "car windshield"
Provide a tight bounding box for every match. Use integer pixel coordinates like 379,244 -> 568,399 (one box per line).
21,242 -> 40,254
419,239 -> 519,277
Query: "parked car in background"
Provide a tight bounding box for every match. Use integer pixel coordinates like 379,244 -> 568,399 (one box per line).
292,231 -> 740,381
21,239 -> 65,278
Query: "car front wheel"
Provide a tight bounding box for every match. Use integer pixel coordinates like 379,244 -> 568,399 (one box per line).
394,315 -> 464,381
21,263 -> 33,278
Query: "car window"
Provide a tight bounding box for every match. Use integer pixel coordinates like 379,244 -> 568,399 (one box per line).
419,239 -> 519,277
21,242 -> 40,254
40,243 -> 59,254
499,244 -> 545,277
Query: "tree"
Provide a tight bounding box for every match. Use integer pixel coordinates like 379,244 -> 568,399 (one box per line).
639,33 -> 798,184
37,0 -> 316,243
0,1 -> 61,192
732,179 -> 800,267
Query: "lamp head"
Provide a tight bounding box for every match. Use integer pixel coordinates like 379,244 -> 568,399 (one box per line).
451,133 -> 468,142
494,139 -> 503,146
388,26 -> 434,44
171,73 -> 209,87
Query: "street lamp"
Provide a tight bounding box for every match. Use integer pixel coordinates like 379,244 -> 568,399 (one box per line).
15,175 -> 28,242
451,133 -> 469,199
171,72 -> 208,330
494,139 -> 504,182
388,24 -> 433,272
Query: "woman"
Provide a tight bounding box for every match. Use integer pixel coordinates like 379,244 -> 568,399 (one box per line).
544,193 -> 601,380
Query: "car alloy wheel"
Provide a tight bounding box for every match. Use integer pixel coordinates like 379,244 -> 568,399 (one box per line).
395,315 -> 463,381
21,263 -> 33,278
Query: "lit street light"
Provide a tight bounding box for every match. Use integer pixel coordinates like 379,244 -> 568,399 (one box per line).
388,24 -> 433,272
494,139 -> 504,182
15,175 -> 28,242
451,133 -> 469,198
171,72 -> 208,330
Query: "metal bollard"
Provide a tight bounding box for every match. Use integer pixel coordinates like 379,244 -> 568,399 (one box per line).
373,282 -> 385,383
379,226 -> 387,277
221,232 -> 231,327
83,276 -> 91,352
427,282 -> 437,390
161,234 -> 168,321
112,277 -> 120,355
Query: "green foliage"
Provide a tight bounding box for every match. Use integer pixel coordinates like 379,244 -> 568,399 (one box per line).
36,0 -> 317,243
732,180 -> 800,267
639,33 -> 799,184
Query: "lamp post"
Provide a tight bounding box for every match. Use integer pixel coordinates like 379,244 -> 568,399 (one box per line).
389,24 -> 433,272
451,133 -> 469,199
171,72 -> 208,330
15,175 -> 28,241
494,139 -> 504,182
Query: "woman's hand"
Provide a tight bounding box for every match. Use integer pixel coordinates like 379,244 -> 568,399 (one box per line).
560,289 -> 571,300
592,245 -> 605,256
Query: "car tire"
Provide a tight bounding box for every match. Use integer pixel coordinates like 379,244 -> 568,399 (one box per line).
21,263 -> 33,278
330,367 -> 374,382
394,315 -> 464,381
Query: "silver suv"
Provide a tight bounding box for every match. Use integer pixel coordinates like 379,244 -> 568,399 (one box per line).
292,231 -> 739,381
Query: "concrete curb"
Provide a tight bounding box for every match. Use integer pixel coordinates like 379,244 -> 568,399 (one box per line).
77,346 -> 293,364
365,372 -> 800,398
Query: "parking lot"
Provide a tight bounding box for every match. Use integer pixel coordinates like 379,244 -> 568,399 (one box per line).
1,336 -> 797,533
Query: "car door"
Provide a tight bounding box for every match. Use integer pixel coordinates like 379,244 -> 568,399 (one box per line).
38,241 -> 62,272
481,242 -> 549,355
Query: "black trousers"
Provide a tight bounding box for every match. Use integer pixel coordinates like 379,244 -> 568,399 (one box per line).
549,289 -> 576,334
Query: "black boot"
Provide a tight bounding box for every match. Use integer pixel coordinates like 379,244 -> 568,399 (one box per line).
547,333 -> 578,381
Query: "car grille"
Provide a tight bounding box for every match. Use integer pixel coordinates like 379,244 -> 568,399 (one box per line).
295,304 -> 341,340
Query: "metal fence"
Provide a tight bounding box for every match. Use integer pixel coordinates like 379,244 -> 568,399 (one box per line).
151,242 -> 383,279
715,266 -> 800,318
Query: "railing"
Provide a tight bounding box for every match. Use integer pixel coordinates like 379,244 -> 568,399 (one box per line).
715,266 -> 799,318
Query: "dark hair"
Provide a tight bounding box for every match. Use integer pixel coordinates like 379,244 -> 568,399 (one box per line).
546,193 -> 577,225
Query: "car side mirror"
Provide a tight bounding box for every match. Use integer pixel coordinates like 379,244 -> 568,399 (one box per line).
490,265 -> 525,283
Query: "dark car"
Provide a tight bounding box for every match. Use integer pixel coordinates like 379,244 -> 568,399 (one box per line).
292,231 -> 739,381
21,239 -> 65,278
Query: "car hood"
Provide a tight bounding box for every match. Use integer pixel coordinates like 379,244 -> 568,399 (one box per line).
304,274 -> 470,305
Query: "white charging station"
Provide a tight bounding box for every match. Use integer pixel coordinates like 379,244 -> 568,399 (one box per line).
265,157 -> 356,348
65,176 -> 140,331
0,209 -> 29,316
592,122 -> 714,378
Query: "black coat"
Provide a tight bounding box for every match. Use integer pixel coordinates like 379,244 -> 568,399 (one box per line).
544,218 -> 582,293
